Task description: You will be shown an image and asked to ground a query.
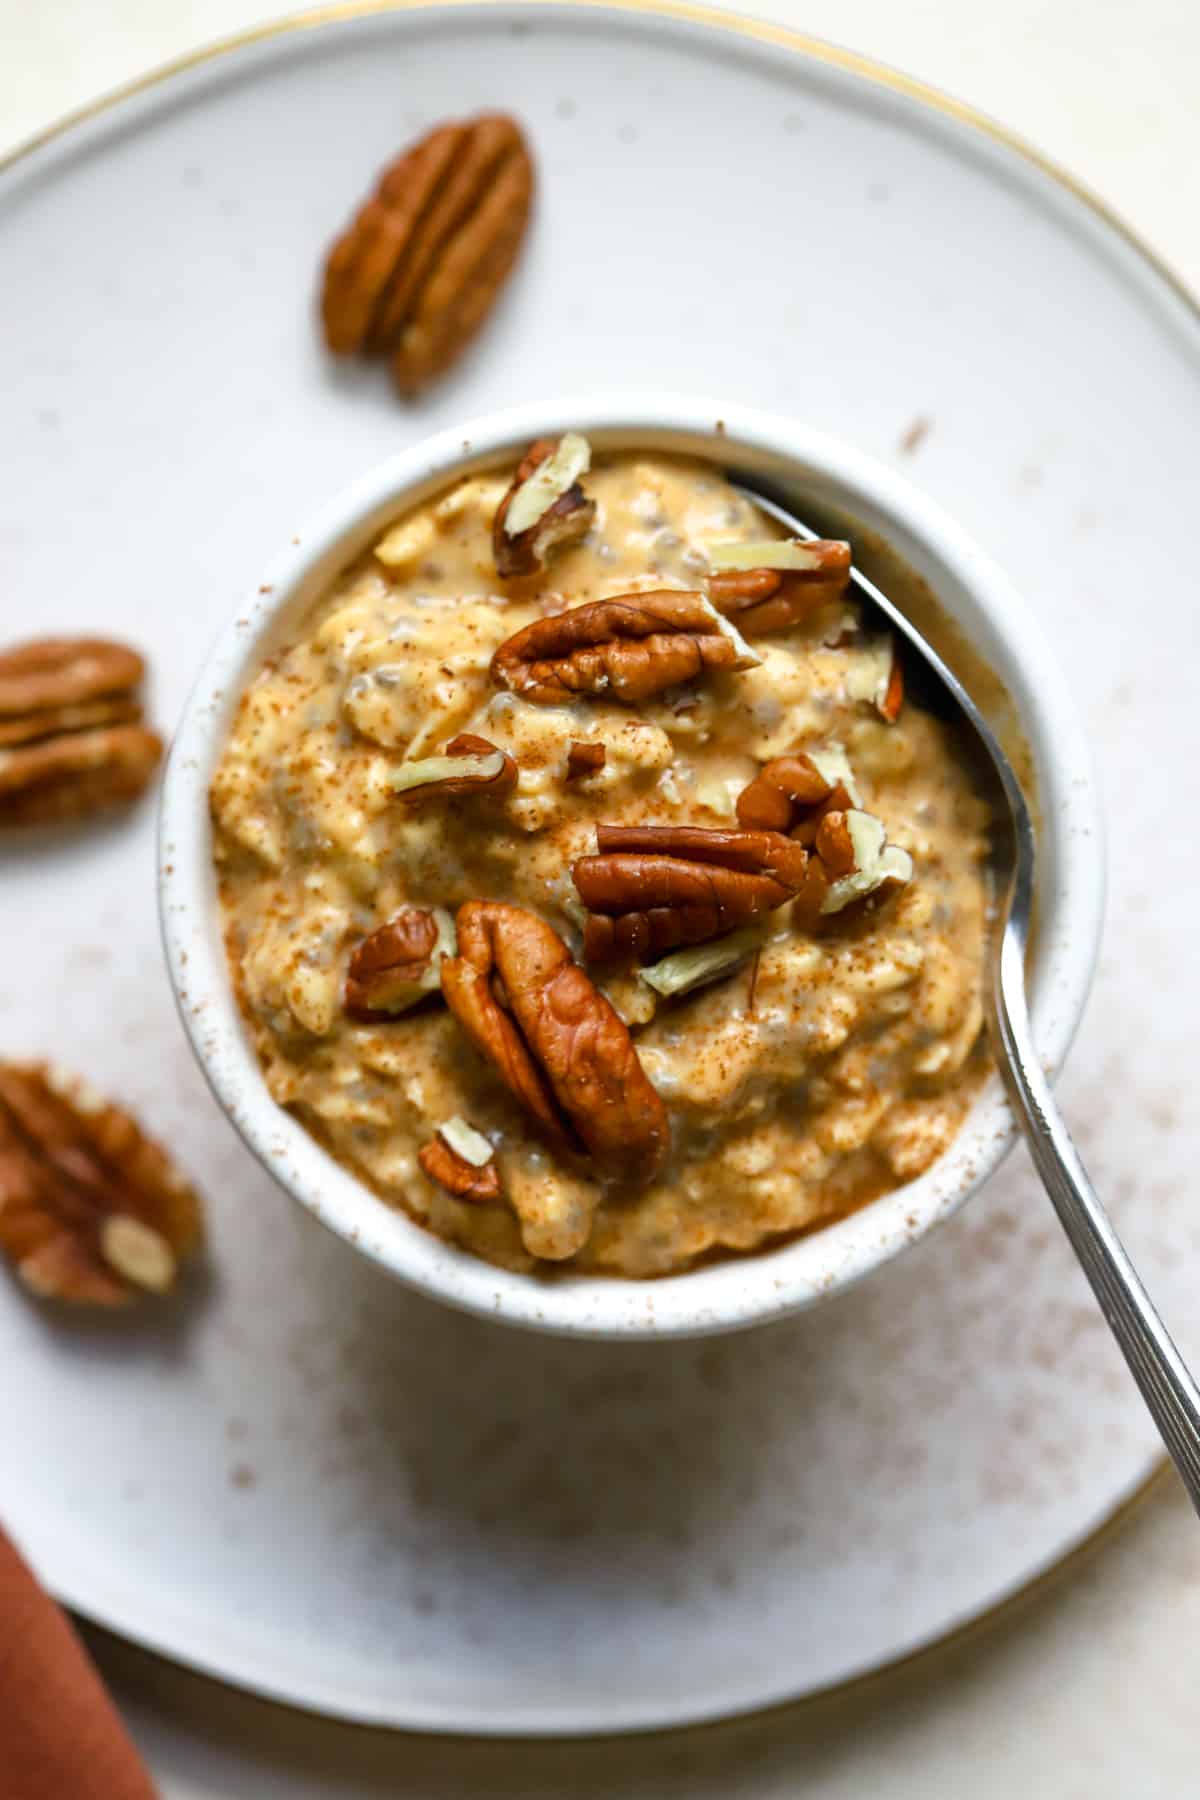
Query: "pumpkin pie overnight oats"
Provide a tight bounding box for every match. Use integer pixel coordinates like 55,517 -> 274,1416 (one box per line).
210,436 -> 993,1277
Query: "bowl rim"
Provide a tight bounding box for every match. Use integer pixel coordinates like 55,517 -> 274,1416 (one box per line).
159,391 -> 1104,1340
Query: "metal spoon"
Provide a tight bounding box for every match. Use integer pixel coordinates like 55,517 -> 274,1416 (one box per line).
736,482 -> 1200,1513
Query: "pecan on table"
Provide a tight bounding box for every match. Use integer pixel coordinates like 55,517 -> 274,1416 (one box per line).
344,904 -> 456,1019
490,592 -> 758,706
0,1064 -> 203,1306
708,539 -> 851,635
493,434 -> 595,579
572,824 -> 810,962
320,113 -> 534,395
0,637 -> 161,828
440,901 -> 668,1180
389,733 -> 518,801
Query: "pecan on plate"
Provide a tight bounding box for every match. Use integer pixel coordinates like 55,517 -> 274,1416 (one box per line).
708,539 -> 852,635
0,1064 -> 203,1306
493,434 -> 595,579
320,113 -> 534,395
572,824 -> 809,962
491,592 -> 758,706
0,698 -> 142,748
418,1117 -> 501,1204
441,901 -> 667,1180
0,726 -> 163,828
0,639 -> 144,727
0,637 -> 161,828
794,808 -> 914,926
389,733 -> 518,801
344,904 -> 456,1019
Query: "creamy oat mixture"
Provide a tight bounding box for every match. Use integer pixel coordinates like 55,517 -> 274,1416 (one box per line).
211,447 -> 991,1276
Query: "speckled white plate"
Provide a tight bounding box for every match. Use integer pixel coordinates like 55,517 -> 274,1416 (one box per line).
1,0 -> 1198,1736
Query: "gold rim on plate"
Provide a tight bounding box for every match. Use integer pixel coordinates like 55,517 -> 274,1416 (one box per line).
2,0 -> 1198,337
1,0 -> 1191,1725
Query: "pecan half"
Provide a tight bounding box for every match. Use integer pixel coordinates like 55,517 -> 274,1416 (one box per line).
390,733 -> 518,800
493,435 -> 596,578
573,824 -> 809,961
344,904 -> 456,1018
441,902 -> 668,1179
0,1064 -> 203,1305
491,592 -> 758,706
566,741 -> 606,780
0,723 -> 163,828
418,1118 -> 502,1204
321,114 -> 534,395
0,636 -> 160,828
0,697 -> 142,748
708,540 -> 851,635
0,639 -> 145,720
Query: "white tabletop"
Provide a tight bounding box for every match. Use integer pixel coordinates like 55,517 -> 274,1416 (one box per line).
5,2 -> 1199,1793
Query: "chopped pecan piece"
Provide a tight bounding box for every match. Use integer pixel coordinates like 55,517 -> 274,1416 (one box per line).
0,636 -> 161,828
0,723 -> 163,828
491,592 -> 758,706
735,752 -> 834,832
320,114 -> 534,395
708,539 -> 852,635
813,809 -> 858,877
845,635 -> 905,722
0,1064 -> 202,1306
788,779 -> 859,846
390,733 -> 517,800
639,927 -> 761,998
441,902 -> 667,1179
822,810 -> 913,911
493,435 -> 596,578
345,905 -> 456,1018
573,824 -> 809,961
418,1118 -> 502,1204
794,809 -> 914,926
736,745 -> 862,847
566,741 -> 606,780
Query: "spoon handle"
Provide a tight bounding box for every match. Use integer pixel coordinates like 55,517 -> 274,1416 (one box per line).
992,923 -> 1200,1512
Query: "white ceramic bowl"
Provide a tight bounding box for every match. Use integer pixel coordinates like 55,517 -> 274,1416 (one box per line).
160,394 -> 1103,1340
